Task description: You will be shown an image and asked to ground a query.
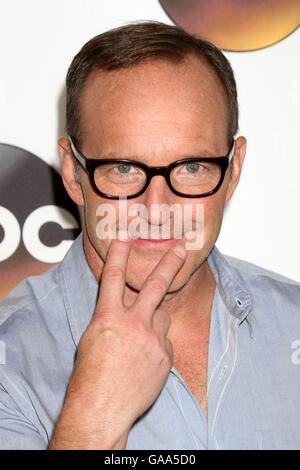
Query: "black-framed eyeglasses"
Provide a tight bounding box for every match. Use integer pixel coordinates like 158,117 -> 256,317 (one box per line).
69,136 -> 235,199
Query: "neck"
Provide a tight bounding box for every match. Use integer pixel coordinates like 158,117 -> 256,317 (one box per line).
152,260 -> 215,321
165,261 -> 215,331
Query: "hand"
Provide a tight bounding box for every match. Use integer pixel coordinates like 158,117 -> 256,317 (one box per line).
49,239 -> 186,450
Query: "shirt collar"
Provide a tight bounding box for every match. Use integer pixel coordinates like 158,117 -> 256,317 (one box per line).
59,233 -> 99,346
207,245 -> 253,323
59,234 -> 253,346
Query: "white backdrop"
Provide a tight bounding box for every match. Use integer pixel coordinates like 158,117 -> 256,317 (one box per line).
0,0 -> 299,281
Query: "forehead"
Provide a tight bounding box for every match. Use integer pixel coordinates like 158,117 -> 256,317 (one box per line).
79,56 -> 229,158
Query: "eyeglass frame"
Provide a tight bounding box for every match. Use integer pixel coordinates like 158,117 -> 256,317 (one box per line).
68,135 -> 235,199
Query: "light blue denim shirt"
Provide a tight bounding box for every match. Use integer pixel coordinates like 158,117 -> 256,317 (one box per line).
0,233 -> 300,450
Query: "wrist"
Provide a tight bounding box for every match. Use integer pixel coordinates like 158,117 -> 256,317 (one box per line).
49,398 -> 130,450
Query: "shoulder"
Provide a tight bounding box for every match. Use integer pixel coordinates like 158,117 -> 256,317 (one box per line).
223,253 -> 300,322
224,254 -> 300,288
0,264 -> 76,444
0,263 -> 62,330
0,263 -> 73,376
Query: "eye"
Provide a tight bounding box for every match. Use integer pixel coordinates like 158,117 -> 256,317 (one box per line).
113,163 -> 136,174
178,162 -> 209,175
184,162 -> 201,174
105,162 -> 146,183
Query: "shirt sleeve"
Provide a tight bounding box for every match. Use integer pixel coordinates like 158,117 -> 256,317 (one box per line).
0,384 -> 47,450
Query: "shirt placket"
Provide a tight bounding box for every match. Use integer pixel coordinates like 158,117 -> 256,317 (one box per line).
207,308 -> 240,450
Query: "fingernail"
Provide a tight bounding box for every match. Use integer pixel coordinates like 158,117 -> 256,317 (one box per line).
118,230 -> 129,241
173,245 -> 187,259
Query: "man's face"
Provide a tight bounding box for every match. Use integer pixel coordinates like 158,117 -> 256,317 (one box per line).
60,55 -> 246,293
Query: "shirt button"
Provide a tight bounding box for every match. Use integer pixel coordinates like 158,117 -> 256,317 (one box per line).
218,364 -> 228,380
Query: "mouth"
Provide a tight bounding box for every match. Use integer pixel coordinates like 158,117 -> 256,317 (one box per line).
132,237 -> 181,250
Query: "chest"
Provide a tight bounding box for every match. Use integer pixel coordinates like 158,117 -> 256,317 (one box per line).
172,334 -> 209,415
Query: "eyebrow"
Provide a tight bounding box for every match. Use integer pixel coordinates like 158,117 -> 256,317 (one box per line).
95,149 -> 221,161
70,137 -> 232,165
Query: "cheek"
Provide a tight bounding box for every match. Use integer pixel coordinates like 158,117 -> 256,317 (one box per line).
185,193 -> 226,251
82,191 -> 100,237
81,181 -> 115,253
170,197 -> 226,286
176,195 -> 226,272
203,189 -> 227,235
203,199 -> 223,239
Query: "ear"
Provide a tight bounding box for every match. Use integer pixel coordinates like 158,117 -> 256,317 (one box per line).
58,137 -> 84,206
225,136 -> 247,203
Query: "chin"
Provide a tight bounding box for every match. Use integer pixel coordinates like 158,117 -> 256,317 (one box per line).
125,270 -> 189,294
124,250 -> 196,294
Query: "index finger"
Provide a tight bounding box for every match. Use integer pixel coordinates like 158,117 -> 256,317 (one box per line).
96,237 -> 131,314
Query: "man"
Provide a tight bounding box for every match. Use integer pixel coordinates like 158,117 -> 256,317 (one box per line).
0,21 -> 299,450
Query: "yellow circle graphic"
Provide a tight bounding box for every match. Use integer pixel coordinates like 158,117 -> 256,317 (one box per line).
160,0 -> 300,51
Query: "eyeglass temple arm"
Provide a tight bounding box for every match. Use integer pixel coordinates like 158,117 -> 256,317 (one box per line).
68,136 -> 87,169
228,140 -> 235,162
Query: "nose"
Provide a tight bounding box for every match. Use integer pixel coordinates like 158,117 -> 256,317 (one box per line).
142,175 -> 174,226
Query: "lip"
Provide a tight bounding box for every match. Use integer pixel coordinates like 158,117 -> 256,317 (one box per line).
132,237 -> 180,249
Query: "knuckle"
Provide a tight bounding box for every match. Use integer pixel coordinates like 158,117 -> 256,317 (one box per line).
94,308 -> 114,322
100,326 -> 120,342
170,249 -> 185,264
161,354 -> 172,370
147,274 -> 167,293
146,335 -> 162,358
148,332 -> 166,354
104,266 -> 124,280
129,317 -> 147,336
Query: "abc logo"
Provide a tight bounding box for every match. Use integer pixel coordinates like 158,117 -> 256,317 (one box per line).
0,143 -> 80,299
160,0 -> 300,51
0,204 -> 78,263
